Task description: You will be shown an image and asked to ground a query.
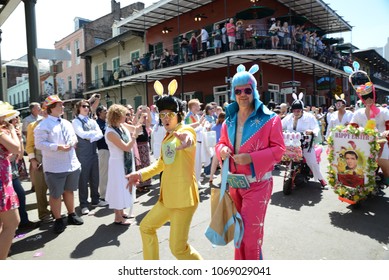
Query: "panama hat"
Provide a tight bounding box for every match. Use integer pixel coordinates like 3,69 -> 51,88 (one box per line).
0,101 -> 19,121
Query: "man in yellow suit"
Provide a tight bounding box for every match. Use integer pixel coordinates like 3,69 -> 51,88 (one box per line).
126,80 -> 202,260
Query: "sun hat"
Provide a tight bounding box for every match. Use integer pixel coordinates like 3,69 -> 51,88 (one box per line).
0,101 -> 19,121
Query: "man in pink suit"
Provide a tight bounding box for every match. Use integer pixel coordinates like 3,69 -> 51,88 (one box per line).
216,64 -> 285,260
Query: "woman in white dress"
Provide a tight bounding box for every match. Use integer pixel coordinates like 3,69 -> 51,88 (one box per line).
105,104 -> 137,225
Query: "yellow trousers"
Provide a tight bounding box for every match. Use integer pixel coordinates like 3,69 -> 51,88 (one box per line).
139,201 -> 203,260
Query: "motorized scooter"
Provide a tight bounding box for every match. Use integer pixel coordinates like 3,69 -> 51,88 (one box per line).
281,132 -> 322,195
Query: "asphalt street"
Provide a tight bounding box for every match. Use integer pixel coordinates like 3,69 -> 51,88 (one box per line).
7,148 -> 389,260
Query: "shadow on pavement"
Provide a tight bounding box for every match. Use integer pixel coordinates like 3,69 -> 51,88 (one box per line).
270,181 -> 324,210
70,223 -> 129,259
9,224 -> 60,257
328,194 -> 389,243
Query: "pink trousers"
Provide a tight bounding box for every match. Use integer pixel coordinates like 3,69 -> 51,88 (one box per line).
229,179 -> 273,260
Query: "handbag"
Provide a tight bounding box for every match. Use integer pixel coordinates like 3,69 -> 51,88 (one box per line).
204,160 -> 244,248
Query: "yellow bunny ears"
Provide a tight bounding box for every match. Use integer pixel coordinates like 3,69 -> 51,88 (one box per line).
154,79 -> 183,114
334,93 -> 346,104
154,79 -> 178,96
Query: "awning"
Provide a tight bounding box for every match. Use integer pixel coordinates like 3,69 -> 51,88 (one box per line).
275,0 -> 352,34
236,6 -> 275,20
352,49 -> 389,76
0,0 -> 21,26
113,0 -> 213,32
115,0 -> 353,37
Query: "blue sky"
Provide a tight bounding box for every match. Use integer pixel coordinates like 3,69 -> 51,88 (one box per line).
0,0 -> 388,61
325,0 -> 389,50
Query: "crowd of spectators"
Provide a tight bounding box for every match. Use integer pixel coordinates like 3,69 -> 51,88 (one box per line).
115,17 -> 354,80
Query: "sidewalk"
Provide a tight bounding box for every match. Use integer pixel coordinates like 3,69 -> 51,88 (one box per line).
8,159 -> 233,260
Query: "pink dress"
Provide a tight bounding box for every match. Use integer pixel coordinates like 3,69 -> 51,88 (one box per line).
0,143 -> 19,212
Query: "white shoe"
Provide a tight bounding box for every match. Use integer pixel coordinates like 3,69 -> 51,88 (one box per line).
92,200 -> 109,207
81,207 -> 90,215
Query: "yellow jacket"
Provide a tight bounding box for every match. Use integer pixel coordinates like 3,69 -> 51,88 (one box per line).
26,120 -> 41,160
140,123 -> 199,208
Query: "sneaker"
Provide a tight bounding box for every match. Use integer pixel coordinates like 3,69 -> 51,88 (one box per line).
53,219 -> 66,234
81,207 -> 90,215
18,221 -> 40,231
92,200 -> 108,207
67,213 -> 84,225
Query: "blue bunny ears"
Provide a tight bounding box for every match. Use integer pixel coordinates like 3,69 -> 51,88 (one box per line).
344,60 -> 379,117
231,64 -> 260,101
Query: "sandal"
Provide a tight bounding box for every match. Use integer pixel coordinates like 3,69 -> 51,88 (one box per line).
114,220 -> 132,226
122,214 -> 135,219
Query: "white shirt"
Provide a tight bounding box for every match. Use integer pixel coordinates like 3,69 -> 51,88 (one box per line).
350,107 -> 389,132
326,110 -> 354,139
282,112 -> 320,136
34,115 -> 80,173
72,114 -> 103,143
201,28 -> 209,43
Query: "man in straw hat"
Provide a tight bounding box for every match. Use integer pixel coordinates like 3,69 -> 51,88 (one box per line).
34,95 -> 84,234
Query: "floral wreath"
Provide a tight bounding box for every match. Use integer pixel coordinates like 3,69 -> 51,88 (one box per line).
327,121 -> 380,203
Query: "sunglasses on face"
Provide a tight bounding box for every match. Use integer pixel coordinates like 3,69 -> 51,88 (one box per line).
159,112 -> 177,119
126,113 -> 132,117
81,105 -> 90,109
235,87 -> 253,96
361,92 -> 374,100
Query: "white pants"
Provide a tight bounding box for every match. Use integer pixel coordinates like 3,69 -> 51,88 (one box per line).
303,147 -> 324,181
98,149 -> 110,199
380,143 -> 389,159
195,142 -> 202,182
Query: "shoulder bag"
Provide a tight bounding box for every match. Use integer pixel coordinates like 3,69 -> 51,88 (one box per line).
204,159 -> 244,248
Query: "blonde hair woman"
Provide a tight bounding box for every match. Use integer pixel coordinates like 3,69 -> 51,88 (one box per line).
105,104 -> 138,225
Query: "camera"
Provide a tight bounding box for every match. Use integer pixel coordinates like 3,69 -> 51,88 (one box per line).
95,94 -> 100,99
142,105 -> 147,111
